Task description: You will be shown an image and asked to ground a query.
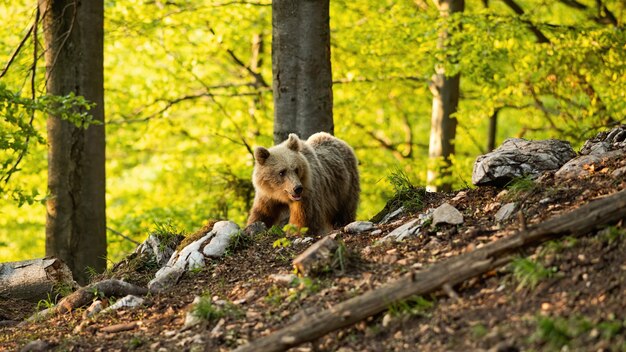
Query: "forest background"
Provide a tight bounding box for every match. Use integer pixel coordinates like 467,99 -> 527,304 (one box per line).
1,0 -> 625,265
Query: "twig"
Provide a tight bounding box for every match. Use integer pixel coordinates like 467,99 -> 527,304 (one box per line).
0,25 -> 34,79
0,7 -> 41,187
106,227 -> 140,245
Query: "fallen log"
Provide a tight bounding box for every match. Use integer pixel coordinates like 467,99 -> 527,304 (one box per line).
57,279 -> 149,313
21,279 -> 150,325
0,257 -> 76,302
233,188 -> 626,352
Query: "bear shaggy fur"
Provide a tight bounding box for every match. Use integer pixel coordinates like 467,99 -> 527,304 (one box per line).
247,132 -> 360,235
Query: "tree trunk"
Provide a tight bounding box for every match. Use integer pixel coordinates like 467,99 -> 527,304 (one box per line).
39,0 -> 106,285
426,0 -> 464,192
488,108 -> 499,151
0,258 -> 76,302
234,187 -> 626,352
272,0 -> 333,144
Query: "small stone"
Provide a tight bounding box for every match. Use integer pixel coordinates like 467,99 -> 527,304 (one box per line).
494,203 -> 516,222
101,295 -> 145,313
83,300 -> 104,318
269,273 -> 297,283
19,340 -> 50,352
244,221 -> 266,236
382,313 -> 393,327
432,203 -> 463,225
343,221 -> 375,234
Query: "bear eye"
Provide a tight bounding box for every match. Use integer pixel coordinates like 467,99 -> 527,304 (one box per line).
294,167 -> 299,174
279,170 -> 286,177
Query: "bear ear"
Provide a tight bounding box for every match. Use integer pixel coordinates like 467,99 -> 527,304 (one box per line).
254,147 -> 270,165
286,133 -> 301,151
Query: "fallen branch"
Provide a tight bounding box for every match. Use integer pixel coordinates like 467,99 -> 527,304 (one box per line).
57,279 -> 149,313
234,188 -> 626,352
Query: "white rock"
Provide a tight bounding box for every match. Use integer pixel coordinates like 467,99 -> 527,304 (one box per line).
83,300 -> 104,318
432,203 -> 463,225
292,237 -> 314,245
203,221 -> 240,257
494,202 -> 516,222
343,221 -> 375,234
102,295 -> 145,313
148,266 -> 185,292
186,251 -> 206,270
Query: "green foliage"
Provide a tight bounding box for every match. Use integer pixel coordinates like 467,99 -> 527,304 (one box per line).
387,168 -> 426,212
272,237 -> 291,249
510,257 -> 557,291
191,293 -> 242,322
150,220 -> 185,251
272,224 -> 307,249
504,176 -> 537,200
530,315 -> 624,349
127,336 -> 144,350
225,230 -> 252,256
287,276 -> 321,302
601,226 -> 626,245
387,295 -> 434,318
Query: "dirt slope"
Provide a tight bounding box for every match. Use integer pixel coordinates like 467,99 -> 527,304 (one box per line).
1,157 -> 626,352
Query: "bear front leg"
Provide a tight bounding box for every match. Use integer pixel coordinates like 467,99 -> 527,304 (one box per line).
247,197 -> 285,228
288,201 -> 308,233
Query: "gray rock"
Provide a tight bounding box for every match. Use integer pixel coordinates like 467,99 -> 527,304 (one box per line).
473,138 -> 576,186
148,266 -> 184,292
244,221 -> 266,236
612,165 -> 626,177
494,202 -> 516,222
379,206 -> 405,224
382,219 -> 420,242
580,125 -> 626,155
556,150 -> 623,179
19,340 -> 50,352
343,221 -> 375,234
432,203 -> 463,225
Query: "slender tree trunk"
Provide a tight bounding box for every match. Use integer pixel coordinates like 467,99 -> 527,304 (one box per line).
39,0 -> 106,284
488,108 -> 499,151
272,0 -> 333,144
427,0 -> 464,192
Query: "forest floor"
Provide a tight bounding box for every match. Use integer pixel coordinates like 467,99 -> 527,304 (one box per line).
2,157 -> 626,352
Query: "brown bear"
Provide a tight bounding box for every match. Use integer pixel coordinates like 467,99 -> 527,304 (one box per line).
247,132 -> 360,235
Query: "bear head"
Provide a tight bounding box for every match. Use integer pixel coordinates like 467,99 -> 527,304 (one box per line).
253,134 -> 311,203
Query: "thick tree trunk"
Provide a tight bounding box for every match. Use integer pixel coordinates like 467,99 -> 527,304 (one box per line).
272,0 -> 333,144
234,187 -> 626,352
0,258 -> 76,302
39,0 -> 106,285
426,0 -> 464,192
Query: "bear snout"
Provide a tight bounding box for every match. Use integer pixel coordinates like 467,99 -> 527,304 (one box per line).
287,185 -> 303,201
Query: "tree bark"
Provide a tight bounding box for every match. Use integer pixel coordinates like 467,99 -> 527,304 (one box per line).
272,0 -> 333,144
487,108 -> 499,151
426,0 -> 464,192
234,187 -> 626,352
39,0 -> 106,285
0,257 -> 76,302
